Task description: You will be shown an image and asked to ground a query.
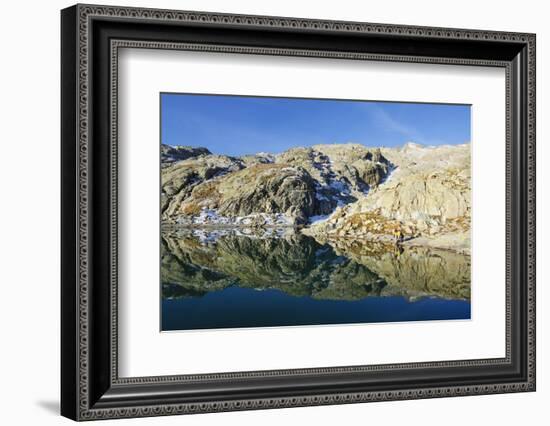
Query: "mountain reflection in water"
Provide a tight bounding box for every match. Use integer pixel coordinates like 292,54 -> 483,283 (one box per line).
161,228 -> 471,331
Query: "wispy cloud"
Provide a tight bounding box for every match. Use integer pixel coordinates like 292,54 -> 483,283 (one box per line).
363,103 -> 424,143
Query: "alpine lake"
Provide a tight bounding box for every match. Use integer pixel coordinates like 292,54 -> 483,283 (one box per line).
161,227 -> 471,331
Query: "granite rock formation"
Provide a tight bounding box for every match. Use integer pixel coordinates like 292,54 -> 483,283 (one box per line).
161,142 -> 471,252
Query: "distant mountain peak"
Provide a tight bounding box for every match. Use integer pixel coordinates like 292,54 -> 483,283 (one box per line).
401,141 -> 424,150
161,144 -> 211,165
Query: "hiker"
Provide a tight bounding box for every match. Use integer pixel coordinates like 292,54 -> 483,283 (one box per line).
393,228 -> 404,244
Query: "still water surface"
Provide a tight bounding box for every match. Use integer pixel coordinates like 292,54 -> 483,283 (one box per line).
161,229 -> 471,331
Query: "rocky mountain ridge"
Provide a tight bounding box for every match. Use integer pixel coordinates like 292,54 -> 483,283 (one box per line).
161,142 -> 471,253
160,144 -> 211,166
161,143 -> 390,226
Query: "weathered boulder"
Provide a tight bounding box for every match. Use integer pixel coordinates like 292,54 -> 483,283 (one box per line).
161,154 -> 244,216
174,163 -> 319,225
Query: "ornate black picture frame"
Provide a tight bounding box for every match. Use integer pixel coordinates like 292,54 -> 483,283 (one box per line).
61,4 -> 536,421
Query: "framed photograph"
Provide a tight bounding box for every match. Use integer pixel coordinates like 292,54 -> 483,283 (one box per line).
61,4 -> 536,421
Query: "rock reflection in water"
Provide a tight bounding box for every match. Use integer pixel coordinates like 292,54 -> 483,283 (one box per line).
161,228 -> 470,304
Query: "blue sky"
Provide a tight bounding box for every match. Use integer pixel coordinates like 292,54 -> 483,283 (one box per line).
161,93 -> 471,156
